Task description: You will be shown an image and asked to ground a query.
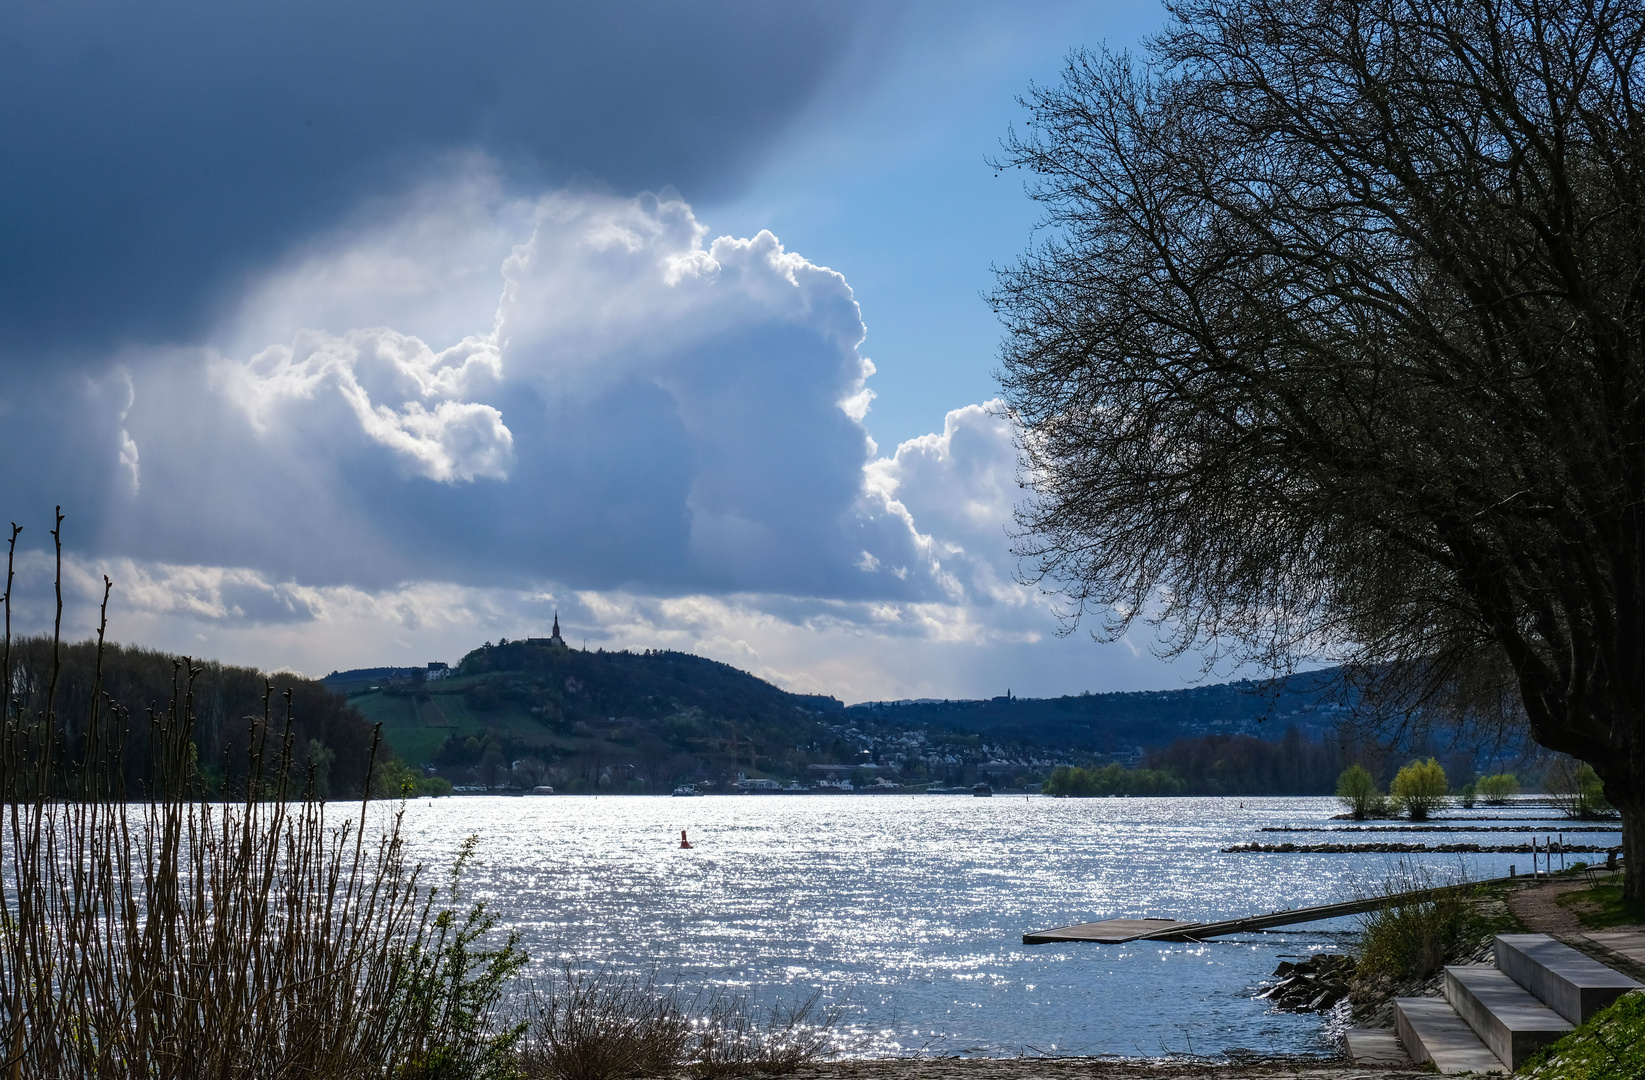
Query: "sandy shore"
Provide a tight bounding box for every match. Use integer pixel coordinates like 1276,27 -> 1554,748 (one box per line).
791,1058 -> 1426,1080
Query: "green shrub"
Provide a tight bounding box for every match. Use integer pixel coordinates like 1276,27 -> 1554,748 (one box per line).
1389,757 -> 1449,820
1335,764 -> 1383,819
396,836 -> 529,1080
1355,863 -> 1479,983
1477,772 -> 1520,803
1522,991 -> 1645,1080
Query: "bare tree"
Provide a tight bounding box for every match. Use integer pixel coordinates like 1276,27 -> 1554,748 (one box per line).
992,0 -> 1645,896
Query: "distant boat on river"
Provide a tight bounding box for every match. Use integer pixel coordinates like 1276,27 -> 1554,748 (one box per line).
673,786 -> 703,797
973,782 -> 993,797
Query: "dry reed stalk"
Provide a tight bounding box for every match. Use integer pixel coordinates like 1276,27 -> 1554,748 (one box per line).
0,509 -> 522,1080
517,967 -> 842,1080
517,965 -> 692,1080
688,988 -> 840,1077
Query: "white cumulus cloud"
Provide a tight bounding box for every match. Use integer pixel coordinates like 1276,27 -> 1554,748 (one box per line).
218,327 -> 512,483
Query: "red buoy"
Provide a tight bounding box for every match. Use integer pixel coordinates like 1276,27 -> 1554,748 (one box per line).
679,829 -> 692,849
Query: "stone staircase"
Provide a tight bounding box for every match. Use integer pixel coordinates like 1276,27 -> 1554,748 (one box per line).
1346,933 -> 1641,1073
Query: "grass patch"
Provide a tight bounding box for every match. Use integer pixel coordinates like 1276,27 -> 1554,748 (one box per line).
352,687 -> 553,766
1522,992 -> 1645,1080
1557,881 -> 1645,929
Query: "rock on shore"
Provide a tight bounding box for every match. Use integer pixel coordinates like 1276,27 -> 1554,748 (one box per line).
1257,953 -> 1355,1011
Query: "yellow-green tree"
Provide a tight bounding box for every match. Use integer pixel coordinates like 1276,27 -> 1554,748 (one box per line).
1476,774 -> 1520,805
1334,764 -> 1382,820
1390,758 -> 1449,821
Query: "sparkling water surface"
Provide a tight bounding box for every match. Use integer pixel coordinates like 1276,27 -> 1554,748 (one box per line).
380,795 -> 1619,1059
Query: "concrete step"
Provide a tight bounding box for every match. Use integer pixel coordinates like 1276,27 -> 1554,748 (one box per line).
1344,1027 -> 1410,1066
1445,964 -> 1573,1070
1394,997 -> 1504,1074
1495,933 -> 1641,1024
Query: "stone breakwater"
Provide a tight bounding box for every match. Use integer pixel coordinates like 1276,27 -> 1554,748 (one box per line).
1225,841 -> 1610,853
1257,953 -> 1356,1012
1260,824 -> 1621,833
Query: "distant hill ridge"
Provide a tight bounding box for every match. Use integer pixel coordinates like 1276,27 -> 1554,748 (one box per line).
326,651 -> 1337,748
329,638 -> 1345,759
844,674 -> 1350,751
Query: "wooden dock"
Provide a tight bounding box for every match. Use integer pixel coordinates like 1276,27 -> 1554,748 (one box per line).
1023,874 -> 1519,945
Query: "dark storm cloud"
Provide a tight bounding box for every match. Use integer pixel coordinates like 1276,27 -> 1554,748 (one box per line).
0,0 -> 868,357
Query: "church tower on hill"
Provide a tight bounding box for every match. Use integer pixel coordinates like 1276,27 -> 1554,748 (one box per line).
528,614 -> 570,650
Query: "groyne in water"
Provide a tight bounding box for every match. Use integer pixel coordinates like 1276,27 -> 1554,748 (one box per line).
1226,842 -> 1611,854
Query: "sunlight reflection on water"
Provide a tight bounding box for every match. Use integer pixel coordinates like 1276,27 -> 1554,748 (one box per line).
376,794 -> 1616,1059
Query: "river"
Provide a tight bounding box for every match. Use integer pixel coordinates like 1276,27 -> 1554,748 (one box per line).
380,793 -> 1617,1059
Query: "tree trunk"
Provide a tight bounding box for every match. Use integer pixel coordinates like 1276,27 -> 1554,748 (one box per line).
1622,797 -> 1645,903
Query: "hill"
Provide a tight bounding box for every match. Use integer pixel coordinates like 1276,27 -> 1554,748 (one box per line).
329,640 -> 845,792
328,640 -> 1363,793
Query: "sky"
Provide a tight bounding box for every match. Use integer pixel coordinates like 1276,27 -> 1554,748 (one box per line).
0,0 -> 1236,703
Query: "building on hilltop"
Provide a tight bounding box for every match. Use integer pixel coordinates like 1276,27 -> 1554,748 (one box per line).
527,613 -> 570,650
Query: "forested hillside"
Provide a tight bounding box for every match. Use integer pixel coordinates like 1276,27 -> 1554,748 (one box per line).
9,637 -> 380,798
334,641 -> 844,791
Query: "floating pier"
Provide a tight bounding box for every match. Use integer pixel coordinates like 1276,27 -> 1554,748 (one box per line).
1023,875 -> 1520,945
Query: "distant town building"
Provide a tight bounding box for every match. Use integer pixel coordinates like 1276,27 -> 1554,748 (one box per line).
426,662 -> 450,680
